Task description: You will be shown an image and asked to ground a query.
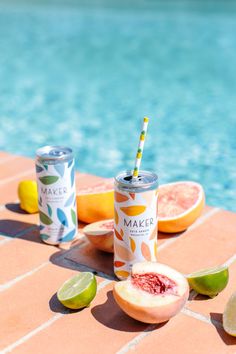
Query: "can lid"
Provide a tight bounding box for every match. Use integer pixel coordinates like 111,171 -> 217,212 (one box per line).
36,146 -> 73,162
115,170 -> 158,190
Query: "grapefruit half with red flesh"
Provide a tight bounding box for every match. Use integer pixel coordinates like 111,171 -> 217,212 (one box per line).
83,219 -> 114,253
113,262 -> 189,324
76,179 -> 114,224
158,181 -> 205,233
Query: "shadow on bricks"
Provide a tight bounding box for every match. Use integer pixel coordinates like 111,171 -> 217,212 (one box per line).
91,290 -> 166,332
0,219 -> 40,241
5,202 -> 29,214
210,312 -> 236,345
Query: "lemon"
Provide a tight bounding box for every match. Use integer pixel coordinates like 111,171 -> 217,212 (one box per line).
187,265 -> 229,298
223,291 -> 236,336
18,180 -> 39,214
57,272 -> 97,310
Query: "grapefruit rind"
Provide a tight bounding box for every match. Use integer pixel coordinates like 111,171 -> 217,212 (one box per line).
223,291 -> 236,337
158,181 -> 205,233
83,219 -> 114,253
187,265 -> 229,297
76,180 -> 114,224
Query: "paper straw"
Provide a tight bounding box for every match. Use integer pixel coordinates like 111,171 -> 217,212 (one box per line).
132,117 -> 149,179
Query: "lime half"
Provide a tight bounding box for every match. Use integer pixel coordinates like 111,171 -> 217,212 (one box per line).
223,291 -> 236,337
57,272 -> 97,309
187,265 -> 229,298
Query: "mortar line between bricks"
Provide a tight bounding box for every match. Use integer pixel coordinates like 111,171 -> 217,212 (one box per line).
0,168 -> 35,186
0,279 -> 111,354
0,155 -> 18,165
158,207 -> 220,252
181,307 -> 223,328
0,238 -> 89,291
0,262 -> 49,292
116,324 -> 157,354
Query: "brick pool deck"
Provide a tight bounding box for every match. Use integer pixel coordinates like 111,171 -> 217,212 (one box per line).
0,151 -> 236,354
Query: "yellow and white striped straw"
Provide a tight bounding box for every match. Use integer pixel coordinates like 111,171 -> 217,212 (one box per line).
132,117 -> 149,179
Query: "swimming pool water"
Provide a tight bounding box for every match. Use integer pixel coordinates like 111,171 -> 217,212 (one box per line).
0,1 -> 236,211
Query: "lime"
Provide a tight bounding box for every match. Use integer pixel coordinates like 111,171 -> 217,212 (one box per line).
18,180 -> 39,214
223,291 -> 236,337
57,272 -> 97,309
187,265 -> 229,298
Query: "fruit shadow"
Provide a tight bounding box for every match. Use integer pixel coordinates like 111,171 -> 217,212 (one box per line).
91,290 -> 167,332
158,230 -> 185,242
210,312 -> 236,345
49,292 -> 84,314
5,202 -> 27,214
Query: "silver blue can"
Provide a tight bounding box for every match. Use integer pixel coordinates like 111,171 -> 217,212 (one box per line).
36,146 -> 77,245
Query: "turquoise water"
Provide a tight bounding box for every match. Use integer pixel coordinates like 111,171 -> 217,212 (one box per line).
0,1 -> 236,211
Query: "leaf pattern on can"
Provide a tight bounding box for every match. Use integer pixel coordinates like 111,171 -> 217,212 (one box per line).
39,176 -> 59,185
114,243 -> 135,261
47,204 -> 52,217
129,237 -> 136,253
70,166 -> 75,187
38,196 -> 42,207
39,211 -> 53,225
115,270 -> 130,279
54,164 -> 65,177
68,159 -> 74,168
120,205 -> 146,216
40,234 -> 50,240
59,228 -> 76,242
141,242 -> 152,261
120,229 -> 124,237
36,164 -> 44,173
114,228 -> 123,241
114,208 -> 119,225
154,241 -> 158,260
114,261 -> 125,268
115,191 -> 129,203
71,209 -> 77,225
64,193 -> 74,207
57,208 -> 69,227
129,193 -> 135,200
149,225 -> 157,240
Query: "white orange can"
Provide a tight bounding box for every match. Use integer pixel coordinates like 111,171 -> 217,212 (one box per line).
114,170 -> 158,280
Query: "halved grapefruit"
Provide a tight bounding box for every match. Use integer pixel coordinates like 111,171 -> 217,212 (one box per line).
76,179 -> 114,224
158,181 -> 205,233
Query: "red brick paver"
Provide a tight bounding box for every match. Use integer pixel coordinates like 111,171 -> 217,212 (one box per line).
0,152 -> 236,354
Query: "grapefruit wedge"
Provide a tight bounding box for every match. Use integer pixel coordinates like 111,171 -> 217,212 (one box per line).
76,179 -> 114,223
158,181 -> 205,233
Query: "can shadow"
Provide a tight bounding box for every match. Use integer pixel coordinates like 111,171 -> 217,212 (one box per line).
91,290 -> 167,332
0,219 -> 42,243
209,312 -> 236,345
